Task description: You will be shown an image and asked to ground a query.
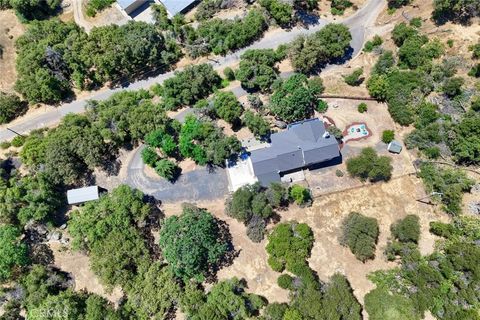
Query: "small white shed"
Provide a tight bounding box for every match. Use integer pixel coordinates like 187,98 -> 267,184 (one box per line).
67,186 -> 100,205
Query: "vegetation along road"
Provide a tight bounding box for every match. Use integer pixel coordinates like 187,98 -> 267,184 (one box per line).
0,0 -> 385,141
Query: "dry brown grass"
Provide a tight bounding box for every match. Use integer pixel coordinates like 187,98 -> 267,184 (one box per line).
0,10 -> 24,93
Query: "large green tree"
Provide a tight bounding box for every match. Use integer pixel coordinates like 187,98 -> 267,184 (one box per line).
289,23 -> 352,74
266,221 -> 314,272
235,49 -> 284,92
159,205 -> 229,281
340,212 -> 379,262
0,92 -> 27,124
269,74 -> 322,122
0,225 -> 29,282
68,185 -> 154,288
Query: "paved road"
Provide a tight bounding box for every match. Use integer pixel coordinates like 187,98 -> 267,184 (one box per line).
0,0 -> 385,141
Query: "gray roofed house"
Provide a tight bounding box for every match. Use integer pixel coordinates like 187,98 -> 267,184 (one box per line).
67,186 -> 100,205
117,0 -> 147,14
387,140 -> 403,154
250,118 -> 340,186
160,0 -> 201,16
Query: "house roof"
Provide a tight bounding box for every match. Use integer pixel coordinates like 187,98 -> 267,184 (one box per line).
388,140 -> 402,153
67,186 -> 100,205
250,118 -> 340,186
160,0 -> 199,16
117,0 -> 139,10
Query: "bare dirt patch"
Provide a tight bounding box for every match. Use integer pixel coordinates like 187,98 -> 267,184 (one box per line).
161,175 -> 448,308
50,242 -> 123,305
0,10 -> 25,93
299,175 -> 448,305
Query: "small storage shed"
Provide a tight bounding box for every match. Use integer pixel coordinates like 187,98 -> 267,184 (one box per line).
387,140 -> 403,154
67,186 -> 100,205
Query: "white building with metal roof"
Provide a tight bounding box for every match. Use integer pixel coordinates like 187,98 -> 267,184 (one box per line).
67,186 -> 100,205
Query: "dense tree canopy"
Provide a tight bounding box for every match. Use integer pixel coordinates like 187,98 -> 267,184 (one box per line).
0,225 -> 29,282
1,0 -> 60,21
185,9 -> 268,57
0,171 -> 63,226
369,216 -> 480,319
159,205 -> 229,281
266,221 -> 314,272
123,262 -> 180,319
183,278 -> 266,320
15,19 -> 180,104
340,212 -> 379,262
269,74 -> 323,122
226,183 -> 287,242
0,92 -> 27,124
159,64 -> 222,109
346,148 -> 393,182
433,0 -> 480,24
212,91 -> 244,125
289,24 -> 352,74
68,185 -> 154,288
235,49 -> 285,92
418,163 -> 474,215
259,0 -> 294,27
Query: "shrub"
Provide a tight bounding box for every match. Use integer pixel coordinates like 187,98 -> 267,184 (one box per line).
11,135 -> 26,147
346,147 -> 393,182
381,130 -> 395,143
289,185 -> 311,206
0,141 -> 11,149
0,92 -> 27,124
85,0 -> 115,17
277,274 -> 293,289
357,103 -> 368,113
340,212 -> 379,262
364,35 -> 383,52
141,147 -> 159,167
327,125 -> 343,139
391,215 -> 420,243
447,39 -> 454,48
246,215 -> 267,243
343,68 -> 364,86
468,63 -> 480,78
423,146 -> 440,159
154,159 -> 177,181
316,99 -> 329,113
223,67 -> 235,81
336,169 -> 344,177
442,77 -> 464,97
472,96 -> 480,112
266,221 -> 314,273
365,287 -> 421,320
409,17 -> 422,28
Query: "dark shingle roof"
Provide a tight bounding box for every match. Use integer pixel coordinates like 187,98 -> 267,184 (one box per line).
250,118 -> 339,186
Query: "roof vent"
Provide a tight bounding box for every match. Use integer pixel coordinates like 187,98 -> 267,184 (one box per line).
323,131 -> 330,138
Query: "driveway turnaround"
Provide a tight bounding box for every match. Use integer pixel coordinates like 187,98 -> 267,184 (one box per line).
125,145 -> 229,202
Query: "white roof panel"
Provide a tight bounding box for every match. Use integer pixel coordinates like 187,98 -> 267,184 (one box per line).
67,186 -> 100,205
